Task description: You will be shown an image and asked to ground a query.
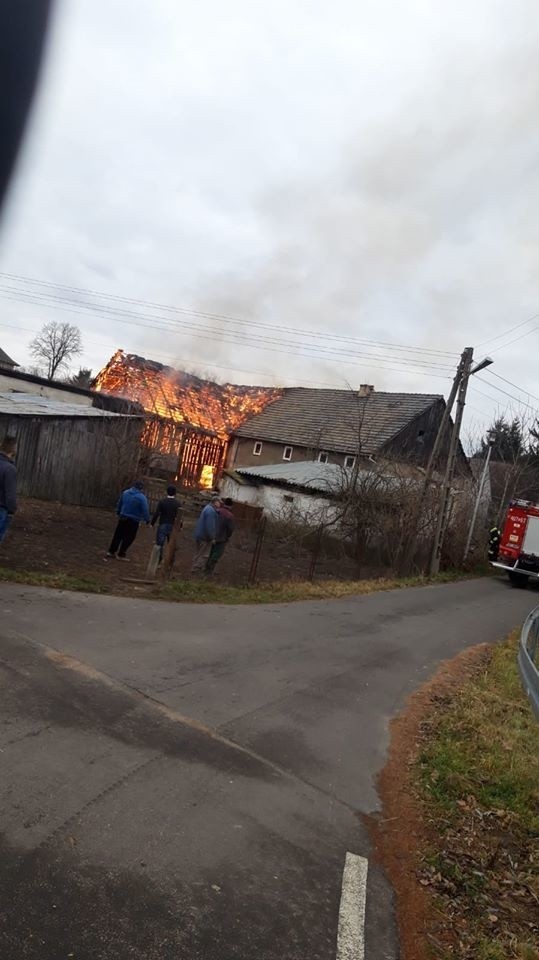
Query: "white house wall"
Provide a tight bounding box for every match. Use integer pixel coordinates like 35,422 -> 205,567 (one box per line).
0,373 -> 93,406
220,475 -> 340,527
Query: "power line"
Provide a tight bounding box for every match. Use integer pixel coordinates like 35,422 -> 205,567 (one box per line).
0,270 -> 458,359
483,369 -> 539,406
475,311 -> 539,348
473,375 -> 539,415
0,289 -> 454,378
488,324 -> 539,355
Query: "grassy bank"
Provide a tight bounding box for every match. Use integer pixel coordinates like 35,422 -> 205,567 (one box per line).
416,633 -> 538,959
0,564 -> 479,604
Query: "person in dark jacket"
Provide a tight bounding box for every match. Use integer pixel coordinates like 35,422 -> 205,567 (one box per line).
105,480 -> 150,561
0,436 -> 17,543
206,498 -> 235,574
191,494 -> 221,573
488,525 -> 501,561
151,485 -> 182,562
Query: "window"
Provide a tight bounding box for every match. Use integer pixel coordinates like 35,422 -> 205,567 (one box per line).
283,446 -> 293,461
253,441 -> 263,456
344,455 -> 356,469
417,429 -> 425,444
283,494 -> 294,503
318,452 -> 329,464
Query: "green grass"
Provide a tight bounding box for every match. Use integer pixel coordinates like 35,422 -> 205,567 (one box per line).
416,633 -> 539,959
418,635 -> 539,829
0,564 -> 482,604
0,566 -> 105,593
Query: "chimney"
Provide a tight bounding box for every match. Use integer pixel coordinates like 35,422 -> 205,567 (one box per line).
358,384 -> 374,398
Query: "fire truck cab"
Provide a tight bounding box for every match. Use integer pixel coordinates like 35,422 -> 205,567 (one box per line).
492,499 -> 539,586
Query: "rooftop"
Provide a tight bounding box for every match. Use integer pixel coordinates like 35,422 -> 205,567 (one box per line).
0,392 -> 140,419
233,459 -> 415,495
0,348 -> 18,368
234,387 -> 443,455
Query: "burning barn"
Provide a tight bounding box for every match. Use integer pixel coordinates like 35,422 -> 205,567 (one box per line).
93,350 -> 280,488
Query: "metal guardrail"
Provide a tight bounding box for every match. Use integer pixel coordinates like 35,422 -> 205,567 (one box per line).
519,607 -> 539,719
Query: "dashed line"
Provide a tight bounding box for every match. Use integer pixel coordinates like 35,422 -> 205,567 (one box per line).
336,852 -> 368,959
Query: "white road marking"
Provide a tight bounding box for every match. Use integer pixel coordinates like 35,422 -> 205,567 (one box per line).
336,852 -> 368,960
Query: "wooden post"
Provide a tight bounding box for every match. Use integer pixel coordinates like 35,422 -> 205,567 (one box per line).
248,516 -> 267,585
308,526 -> 324,582
158,525 -> 179,581
146,543 -> 161,579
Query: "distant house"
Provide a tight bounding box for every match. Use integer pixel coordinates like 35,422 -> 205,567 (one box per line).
220,459 -> 421,528
228,384 -> 469,474
0,348 -> 19,371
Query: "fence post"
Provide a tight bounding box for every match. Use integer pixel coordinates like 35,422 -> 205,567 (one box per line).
158,526 -> 178,581
308,526 -> 324,582
248,516 -> 267,585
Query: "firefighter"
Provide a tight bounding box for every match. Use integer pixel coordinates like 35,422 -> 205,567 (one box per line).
488,525 -> 501,561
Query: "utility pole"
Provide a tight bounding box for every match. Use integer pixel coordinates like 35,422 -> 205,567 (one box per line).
463,441 -> 493,563
429,346 -> 474,576
398,351 -> 465,575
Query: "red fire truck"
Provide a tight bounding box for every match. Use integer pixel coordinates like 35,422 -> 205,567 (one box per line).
492,499 -> 539,585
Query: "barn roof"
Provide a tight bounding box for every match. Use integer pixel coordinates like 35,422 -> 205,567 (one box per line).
0,392 -> 140,418
234,388 -> 443,455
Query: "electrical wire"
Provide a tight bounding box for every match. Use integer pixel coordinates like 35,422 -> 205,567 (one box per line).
487,324 -> 539,354
483,369 -> 539,406
0,288 -> 454,378
475,312 -> 539,349
0,270 -> 458,359
473,376 -> 539,415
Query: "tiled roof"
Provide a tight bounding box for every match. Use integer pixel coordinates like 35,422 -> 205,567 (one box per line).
234,388 -> 442,455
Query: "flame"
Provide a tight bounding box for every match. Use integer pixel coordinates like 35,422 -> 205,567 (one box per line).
199,465 -> 215,489
93,350 -> 280,438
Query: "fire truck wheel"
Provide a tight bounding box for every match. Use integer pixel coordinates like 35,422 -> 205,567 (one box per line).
508,572 -> 529,588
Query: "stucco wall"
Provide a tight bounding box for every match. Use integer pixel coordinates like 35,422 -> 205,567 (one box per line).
228,436 -> 352,470
219,475 -> 340,527
0,373 -> 93,406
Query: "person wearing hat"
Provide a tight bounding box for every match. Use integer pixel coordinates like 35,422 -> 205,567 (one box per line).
191,493 -> 221,573
105,480 -> 150,561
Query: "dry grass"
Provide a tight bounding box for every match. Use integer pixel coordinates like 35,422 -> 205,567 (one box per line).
0,564 -> 482,604
415,632 -> 539,959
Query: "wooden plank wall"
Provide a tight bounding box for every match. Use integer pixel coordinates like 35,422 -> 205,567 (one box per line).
0,414 -> 144,508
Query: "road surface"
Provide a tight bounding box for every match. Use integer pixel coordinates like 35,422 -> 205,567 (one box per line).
0,578 -> 534,959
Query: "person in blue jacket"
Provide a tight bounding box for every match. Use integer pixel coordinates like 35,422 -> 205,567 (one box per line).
191,494 -> 221,573
105,480 -> 150,561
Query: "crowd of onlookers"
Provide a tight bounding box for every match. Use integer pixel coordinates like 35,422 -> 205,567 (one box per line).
0,436 -> 234,576
104,481 -> 235,575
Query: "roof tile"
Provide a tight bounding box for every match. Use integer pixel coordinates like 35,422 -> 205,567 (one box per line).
234,387 -> 442,455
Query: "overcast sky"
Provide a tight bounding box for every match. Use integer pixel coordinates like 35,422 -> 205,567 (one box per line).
1,0 -> 539,440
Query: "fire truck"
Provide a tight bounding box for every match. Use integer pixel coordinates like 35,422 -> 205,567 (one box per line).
492,499 -> 539,586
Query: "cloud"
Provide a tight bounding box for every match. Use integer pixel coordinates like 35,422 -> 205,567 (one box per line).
0,0 -> 537,431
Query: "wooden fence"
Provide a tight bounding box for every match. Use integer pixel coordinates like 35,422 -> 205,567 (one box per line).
1,414 -> 143,508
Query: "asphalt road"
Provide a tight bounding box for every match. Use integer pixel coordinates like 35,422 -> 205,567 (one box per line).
0,577 -> 534,959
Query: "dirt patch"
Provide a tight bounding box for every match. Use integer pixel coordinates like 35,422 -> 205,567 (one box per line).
367,643 -> 494,960
0,498 -> 383,593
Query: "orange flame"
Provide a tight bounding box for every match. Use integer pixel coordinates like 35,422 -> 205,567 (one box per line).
93,350 -> 280,438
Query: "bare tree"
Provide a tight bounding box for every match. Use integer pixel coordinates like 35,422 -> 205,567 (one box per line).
29,322 -> 82,380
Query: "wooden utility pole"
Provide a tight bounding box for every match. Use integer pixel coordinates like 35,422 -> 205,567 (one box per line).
429,346 -> 474,576
398,350 -> 465,575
